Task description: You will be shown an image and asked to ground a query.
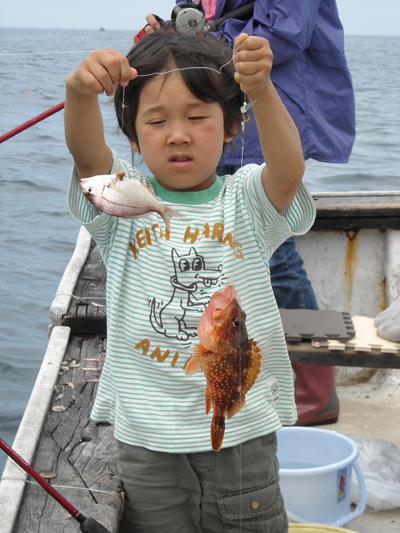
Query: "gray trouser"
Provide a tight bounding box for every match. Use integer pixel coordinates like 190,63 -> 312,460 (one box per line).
117,433 -> 288,533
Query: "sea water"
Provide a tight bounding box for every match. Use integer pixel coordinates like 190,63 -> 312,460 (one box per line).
0,28 -> 399,474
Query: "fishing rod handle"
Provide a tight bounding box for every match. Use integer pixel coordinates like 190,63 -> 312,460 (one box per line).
0,437 -> 83,521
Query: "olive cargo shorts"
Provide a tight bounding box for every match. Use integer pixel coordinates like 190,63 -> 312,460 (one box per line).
117,432 -> 288,533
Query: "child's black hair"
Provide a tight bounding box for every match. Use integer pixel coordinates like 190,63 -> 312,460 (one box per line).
114,30 -> 243,148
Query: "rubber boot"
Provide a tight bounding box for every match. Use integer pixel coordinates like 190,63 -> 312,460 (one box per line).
293,364 -> 340,426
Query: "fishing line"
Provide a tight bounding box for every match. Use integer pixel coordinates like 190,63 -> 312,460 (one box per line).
240,89 -> 256,169
118,49 -> 255,523
118,87 -> 129,167
133,58 -> 235,79
117,43 -> 254,252
0,50 -> 94,56
120,48 -> 254,171
118,42 -> 253,247
119,55 -> 237,135
121,87 -> 128,133
119,43 -> 240,122
0,476 -> 124,514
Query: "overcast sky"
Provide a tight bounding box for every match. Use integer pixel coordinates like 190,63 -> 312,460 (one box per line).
1,0 -> 399,35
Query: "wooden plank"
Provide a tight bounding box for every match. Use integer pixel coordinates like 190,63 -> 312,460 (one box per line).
287,342 -> 400,368
312,193 -> 400,230
313,193 -> 400,215
311,216 -> 400,230
61,244 -> 107,335
49,227 -> 92,332
14,335 -> 122,533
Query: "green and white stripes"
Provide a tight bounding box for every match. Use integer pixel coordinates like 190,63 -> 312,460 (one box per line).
67,153 -> 316,453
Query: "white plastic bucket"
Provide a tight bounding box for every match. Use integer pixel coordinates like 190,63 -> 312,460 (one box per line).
288,526 -> 358,533
277,427 -> 366,527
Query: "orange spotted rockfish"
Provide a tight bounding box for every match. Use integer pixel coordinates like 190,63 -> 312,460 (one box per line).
185,285 -> 262,451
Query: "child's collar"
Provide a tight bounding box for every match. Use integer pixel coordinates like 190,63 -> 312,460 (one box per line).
148,175 -> 225,205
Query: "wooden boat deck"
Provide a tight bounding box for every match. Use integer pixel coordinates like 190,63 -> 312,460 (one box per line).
12,334 -> 123,533
5,241 -> 122,532
4,192 -> 400,532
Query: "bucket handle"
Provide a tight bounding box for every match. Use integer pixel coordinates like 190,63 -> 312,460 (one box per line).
285,460 -> 367,527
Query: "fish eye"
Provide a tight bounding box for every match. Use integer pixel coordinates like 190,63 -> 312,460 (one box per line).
233,317 -> 241,328
85,187 -> 94,196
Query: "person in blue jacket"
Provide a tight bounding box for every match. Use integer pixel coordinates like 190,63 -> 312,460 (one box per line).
141,0 -> 356,426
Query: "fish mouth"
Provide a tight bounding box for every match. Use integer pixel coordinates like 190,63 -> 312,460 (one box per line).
197,286 -> 240,349
210,286 -> 238,318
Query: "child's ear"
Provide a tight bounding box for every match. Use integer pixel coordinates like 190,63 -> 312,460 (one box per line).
129,139 -> 140,153
224,122 -> 239,143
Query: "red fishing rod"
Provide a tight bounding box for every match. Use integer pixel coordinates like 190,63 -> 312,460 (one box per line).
0,101 -> 65,144
0,437 -> 112,533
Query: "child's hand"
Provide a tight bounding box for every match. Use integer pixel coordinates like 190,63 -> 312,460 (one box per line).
233,34 -> 273,100
66,49 -> 137,98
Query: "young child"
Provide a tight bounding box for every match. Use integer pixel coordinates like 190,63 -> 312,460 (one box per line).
65,30 -> 315,533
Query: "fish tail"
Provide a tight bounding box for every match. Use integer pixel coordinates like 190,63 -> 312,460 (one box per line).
161,207 -> 181,230
211,415 -> 225,451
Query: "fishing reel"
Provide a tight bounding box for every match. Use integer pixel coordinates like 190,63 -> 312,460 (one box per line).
171,2 -> 255,33
134,2 -> 255,43
171,2 -> 208,34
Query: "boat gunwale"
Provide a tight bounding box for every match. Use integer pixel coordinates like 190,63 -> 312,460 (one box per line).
0,326 -> 71,532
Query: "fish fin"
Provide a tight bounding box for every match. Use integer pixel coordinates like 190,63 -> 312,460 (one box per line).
244,340 -> 262,388
211,415 -> 225,451
205,385 -> 212,415
104,184 -> 135,202
115,171 -> 125,181
227,340 -> 262,419
191,344 -> 213,361
184,356 -> 202,376
227,396 -> 245,419
160,207 -> 181,231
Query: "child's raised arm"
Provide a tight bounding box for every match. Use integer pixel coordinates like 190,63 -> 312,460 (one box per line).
64,49 -> 136,179
233,34 -> 305,212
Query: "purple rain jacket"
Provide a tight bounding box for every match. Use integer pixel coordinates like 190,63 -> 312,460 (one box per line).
180,0 -> 356,164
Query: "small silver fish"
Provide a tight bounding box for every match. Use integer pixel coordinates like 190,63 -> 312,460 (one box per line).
80,171 -> 181,229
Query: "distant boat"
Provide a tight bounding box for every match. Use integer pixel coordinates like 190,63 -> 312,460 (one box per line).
99,25 -> 105,31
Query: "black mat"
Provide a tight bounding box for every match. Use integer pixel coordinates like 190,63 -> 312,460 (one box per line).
279,309 -> 355,343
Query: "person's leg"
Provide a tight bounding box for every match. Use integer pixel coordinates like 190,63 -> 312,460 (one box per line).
117,442 -> 202,533
270,237 -> 339,425
291,363 -> 339,425
269,237 -> 318,310
195,434 -> 288,533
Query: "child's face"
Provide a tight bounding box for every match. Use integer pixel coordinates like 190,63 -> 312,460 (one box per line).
130,70 -> 235,192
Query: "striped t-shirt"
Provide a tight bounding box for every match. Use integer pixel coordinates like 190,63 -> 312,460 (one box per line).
68,152 -> 316,453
